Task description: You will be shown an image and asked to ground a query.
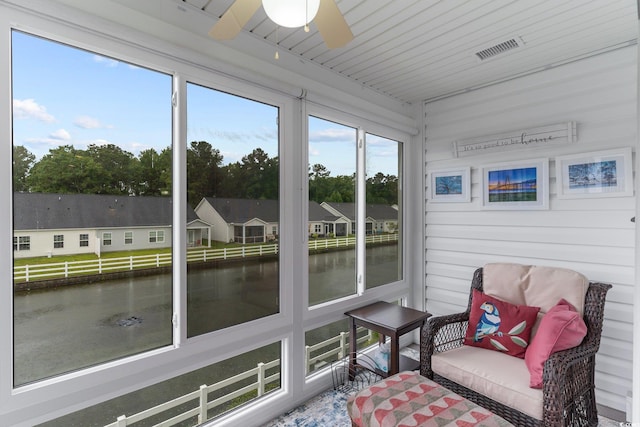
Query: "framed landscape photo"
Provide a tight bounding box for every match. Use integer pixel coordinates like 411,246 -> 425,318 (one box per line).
555,148 -> 633,199
430,167 -> 470,202
481,158 -> 549,210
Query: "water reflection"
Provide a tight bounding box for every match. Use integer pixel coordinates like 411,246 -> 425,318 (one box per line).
15,244 -> 398,386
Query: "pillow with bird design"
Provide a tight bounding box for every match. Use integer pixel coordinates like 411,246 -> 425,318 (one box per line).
464,289 -> 541,358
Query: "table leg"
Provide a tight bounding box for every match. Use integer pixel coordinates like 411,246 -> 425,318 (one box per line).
390,334 -> 399,375
348,318 -> 357,380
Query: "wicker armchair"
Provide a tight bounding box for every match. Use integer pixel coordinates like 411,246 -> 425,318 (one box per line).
421,267 -> 612,427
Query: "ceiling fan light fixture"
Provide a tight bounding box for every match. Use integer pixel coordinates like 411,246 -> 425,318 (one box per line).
262,0 -> 320,28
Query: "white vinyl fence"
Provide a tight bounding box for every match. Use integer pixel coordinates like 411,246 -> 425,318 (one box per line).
104,327 -> 372,427
15,234 -> 398,283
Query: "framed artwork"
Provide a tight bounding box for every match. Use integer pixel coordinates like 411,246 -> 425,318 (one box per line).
430,167 -> 470,202
481,158 -> 549,210
555,148 -> 633,199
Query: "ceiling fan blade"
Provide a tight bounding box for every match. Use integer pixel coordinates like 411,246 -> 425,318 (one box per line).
315,0 -> 353,49
208,0 -> 262,40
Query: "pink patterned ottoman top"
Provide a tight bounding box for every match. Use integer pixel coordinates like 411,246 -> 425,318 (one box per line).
347,371 -> 513,427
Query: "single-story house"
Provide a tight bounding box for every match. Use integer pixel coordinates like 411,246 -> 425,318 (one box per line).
195,197 -> 279,244
308,200 -> 344,237
320,202 -> 399,235
13,193 -> 210,258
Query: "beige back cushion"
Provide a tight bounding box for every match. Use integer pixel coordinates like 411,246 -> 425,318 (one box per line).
482,263 -> 589,316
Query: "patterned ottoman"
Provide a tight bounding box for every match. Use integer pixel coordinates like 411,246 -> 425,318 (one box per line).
347,371 -> 513,427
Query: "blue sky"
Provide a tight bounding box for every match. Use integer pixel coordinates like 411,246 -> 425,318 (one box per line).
12,30 -> 398,177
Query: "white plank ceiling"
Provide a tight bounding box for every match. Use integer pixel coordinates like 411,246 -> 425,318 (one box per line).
180,0 -> 638,104
58,0 -> 639,105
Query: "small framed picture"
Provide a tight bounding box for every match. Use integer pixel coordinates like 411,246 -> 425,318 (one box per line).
555,148 -> 633,199
481,158 -> 549,210
429,167 -> 470,202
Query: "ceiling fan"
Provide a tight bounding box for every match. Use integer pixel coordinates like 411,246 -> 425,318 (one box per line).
209,0 -> 353,49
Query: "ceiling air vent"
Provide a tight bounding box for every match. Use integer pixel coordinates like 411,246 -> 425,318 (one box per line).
475,36 -> 524,61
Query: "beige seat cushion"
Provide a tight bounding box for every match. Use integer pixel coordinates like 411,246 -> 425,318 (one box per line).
432,345 -> 543,420
483,263 -> 588,316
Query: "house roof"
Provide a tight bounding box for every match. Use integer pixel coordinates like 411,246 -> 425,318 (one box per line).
308,201 -> 340,222
13,193 -> 199,230
202,198 -> 346,224
322,202 -> 398,221
203,197 -> 279,224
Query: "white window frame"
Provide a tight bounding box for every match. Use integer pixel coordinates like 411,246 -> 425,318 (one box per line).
102,232 -> 112,246
14,235 -> 30,251
124,231 -> 133,245
79,233 -> 89,247
53,234 -> 64,249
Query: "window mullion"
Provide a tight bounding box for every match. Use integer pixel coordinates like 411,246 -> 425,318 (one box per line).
173,74 -> 187,347
356,128 -> 366,295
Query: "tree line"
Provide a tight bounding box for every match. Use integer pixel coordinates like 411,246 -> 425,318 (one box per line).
13,141 -> 398,207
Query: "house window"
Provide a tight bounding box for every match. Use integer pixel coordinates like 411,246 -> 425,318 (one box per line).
53,235 -> 64,249
11,30 -> 173,388
149,230 -> 164,243
314,224 -> 322,233
102,232 -> 112,246
186,82 -> 279,337
124,231 -> 133,245
13,236 -> 30,251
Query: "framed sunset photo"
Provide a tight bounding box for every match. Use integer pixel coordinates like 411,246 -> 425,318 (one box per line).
481,158 -> 549,210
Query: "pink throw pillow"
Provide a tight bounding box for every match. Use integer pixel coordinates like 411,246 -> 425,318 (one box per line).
464,289 -> 540,358
525,299 -> 587,388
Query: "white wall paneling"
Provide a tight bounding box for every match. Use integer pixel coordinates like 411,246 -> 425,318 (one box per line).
423,45 -> 637,415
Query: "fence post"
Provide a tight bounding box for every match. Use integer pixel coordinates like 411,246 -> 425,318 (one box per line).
99,258 -> 102,274
257,362 -> 266,396
130,256 -> 134,270
116,415 -> 127,427
198,384 -> 208,423
25,265 -> 29,282
242,247 -> 245,258
339,332 -> 347,359
204,250 -> 207,262
305,345 -> 312,375
223,248 -> 227,260
64,261 -> 68,278
156,254 -> 160,267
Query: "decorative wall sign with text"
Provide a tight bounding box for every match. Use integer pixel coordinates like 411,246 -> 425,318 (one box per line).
453,122 -> 576,158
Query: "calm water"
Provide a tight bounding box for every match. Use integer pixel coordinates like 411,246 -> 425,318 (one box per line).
17,244 -> 399,426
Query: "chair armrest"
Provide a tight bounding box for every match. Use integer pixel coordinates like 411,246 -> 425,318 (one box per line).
420,312 -> 469,378
541,342 -> 599,426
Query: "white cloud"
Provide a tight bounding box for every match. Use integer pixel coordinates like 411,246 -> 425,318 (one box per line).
93,55 -> 119,67
13,99 -> 55,123
49,129 -> 71,141
74,115 -> 106,129
309,128 -> 356,142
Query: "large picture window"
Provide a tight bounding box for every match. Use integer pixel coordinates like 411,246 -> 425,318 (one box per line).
11,31 -> 173,386
307,117 -> 404,303
365,133 -> 403,288
186,82 -> 280,337
307,116 -> 357,305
